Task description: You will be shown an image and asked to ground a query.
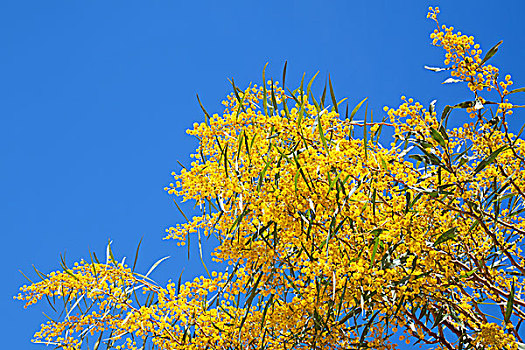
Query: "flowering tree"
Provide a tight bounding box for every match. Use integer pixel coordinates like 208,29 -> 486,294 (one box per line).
16,8 -> 525,350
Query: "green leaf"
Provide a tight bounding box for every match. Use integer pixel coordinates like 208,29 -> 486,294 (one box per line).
293,154 -> 313,192
349,98 -> 368,122
173,199 -> 190,221
321,78 -> 327,108
239,272 -> 264,332
230,78 -> 246,113
404,191 -> 412,214
243,131 -> 252,163
429,99 -> 436,115
18,269 -> 34,284
310,91 -> 321,113
338,306 -> 361,325
307,71 -> 319,96
371,187 -> 376,215
294,171 -> 300,193
459,268 -> 478,280
454,101 -> 474,109
196,94 -> 211,125
438,123 -> 449,141
59,256 -> 80,281
474,146 -> 508,174
181,325 -> 189,344
441,105 -> 452,121
415,145 -> 443,166
378,155 -> 388,171
480,40 -> 503,66
432,307 -> 445,328
282,61 -> 287,89
409,154 -> 426,163
440,106 -> 452,129
456,155 -> 469,168
270,80 -> 279,113
327,171 -> 342,194
434,227 -> 457,246
262,62 -> 269,116
257,155 -> 273,191
508,87 -> 525,94
223,144 -> 229,178
429,127 -> 446,148
510,207 -> 525,218
363,102 -> 368,160
236,131 -> 245,161
318,115 -> 329,151
227,206 -> 250,234
176,160 -> 187,170
505,280 -> 515,323
370,232 -> 381,266
260,294 -> 274,330
337,97 -> 348,108
176,268 -> 184,296
132,237 -> 143,273
328,74 -> 338,113
358,311 -> 378,346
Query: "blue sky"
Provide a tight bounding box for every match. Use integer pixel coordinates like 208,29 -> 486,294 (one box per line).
2,1 -> 524,348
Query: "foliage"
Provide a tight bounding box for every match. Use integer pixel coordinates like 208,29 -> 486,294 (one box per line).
16,7 -> 525,350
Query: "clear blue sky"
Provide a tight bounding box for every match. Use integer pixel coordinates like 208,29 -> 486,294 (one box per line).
2,1 -> 524,348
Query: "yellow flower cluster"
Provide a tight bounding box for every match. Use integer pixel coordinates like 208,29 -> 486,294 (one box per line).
16,10 -> 525,350
475,323 -> 518,349
428,7 -> 500,95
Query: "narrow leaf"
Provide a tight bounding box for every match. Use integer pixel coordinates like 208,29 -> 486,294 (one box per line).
307,71 -> 319,96
441,105 -> 452,123
505,280 -> 515,323
480,40 -> 503,66
145,256 -> 170,278
349,98 -> 367,122
262,62 -> 269,116
132,237 -> 143,273
318,116 -> 329,151
173,199 -> 190,222
321,78 -> 327,108
454,101 -> 474,109
282,61 -> 287,89
508,87 -> 525,94
371,234 -> 380,266
260,294 -> 274,330
474,146 -> 508,174
434,227 -> 457,246
196,94 -> 210,125
429,127 -> 446,148
328,74 -> 338,113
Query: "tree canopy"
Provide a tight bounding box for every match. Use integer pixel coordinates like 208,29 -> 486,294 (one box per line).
17,7 -> 525,350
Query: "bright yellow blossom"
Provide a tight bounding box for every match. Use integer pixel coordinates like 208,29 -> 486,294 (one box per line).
16,9 -> 524,350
